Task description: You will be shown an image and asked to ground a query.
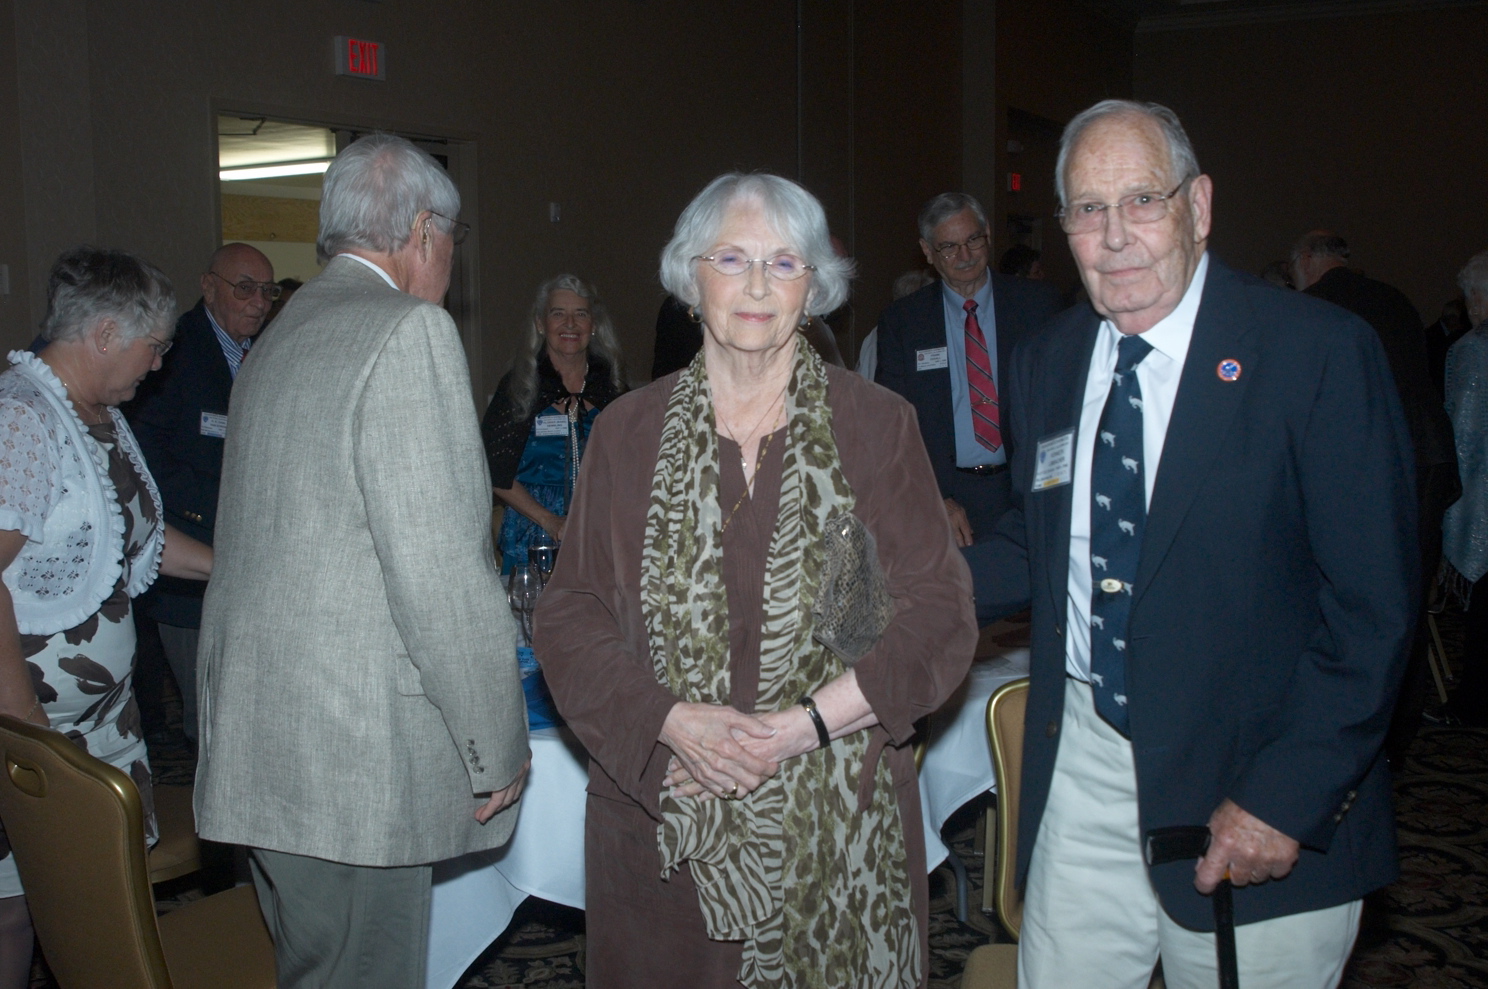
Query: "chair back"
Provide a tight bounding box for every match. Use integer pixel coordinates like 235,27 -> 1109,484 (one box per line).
0,715 -> 173,989
986,677 -> 1028,941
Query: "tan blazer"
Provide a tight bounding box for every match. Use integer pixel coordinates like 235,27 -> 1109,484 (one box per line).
194,257 -> 528,867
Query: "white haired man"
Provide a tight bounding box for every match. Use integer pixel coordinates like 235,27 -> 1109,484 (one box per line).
195,134 -> 528,988
966,101 -> 1416,987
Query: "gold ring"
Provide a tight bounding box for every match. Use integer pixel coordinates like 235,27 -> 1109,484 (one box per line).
727,782 -> 739,798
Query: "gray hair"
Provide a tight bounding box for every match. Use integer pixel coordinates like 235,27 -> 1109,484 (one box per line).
917,193 -> 989,244
316,133 -> 460,263
1458,249 -> 1488,303
1055,99 -> 1201,206
508,274 -> 626,417
42,246 -> 176,344
1290,231 -> 1350,264
659,173 -> 854,316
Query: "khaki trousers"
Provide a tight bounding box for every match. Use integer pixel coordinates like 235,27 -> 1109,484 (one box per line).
1018,677 -> 1361,989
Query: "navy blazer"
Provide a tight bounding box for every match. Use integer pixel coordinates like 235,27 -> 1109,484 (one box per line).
965,257 -> 1418,930
874,275 -> 1063,493
127,301 -> 235,626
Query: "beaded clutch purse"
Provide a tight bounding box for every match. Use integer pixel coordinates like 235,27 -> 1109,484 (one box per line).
812,513 -> 895,663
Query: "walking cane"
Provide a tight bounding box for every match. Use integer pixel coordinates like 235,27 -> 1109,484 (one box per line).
1145,825 -> 1239,989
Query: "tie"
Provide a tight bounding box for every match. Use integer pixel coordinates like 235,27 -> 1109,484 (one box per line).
963,299 -> 1001,452
1089,334 -> 1153,737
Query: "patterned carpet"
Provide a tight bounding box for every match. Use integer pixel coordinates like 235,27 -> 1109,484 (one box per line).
24,614 -> 1488,988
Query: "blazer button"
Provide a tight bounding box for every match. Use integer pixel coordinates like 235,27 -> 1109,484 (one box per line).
1045,721 -> 1059,738
1055,624 -> 1063,637
1333,812 -> 1344,824
1346,789 -> 1357,800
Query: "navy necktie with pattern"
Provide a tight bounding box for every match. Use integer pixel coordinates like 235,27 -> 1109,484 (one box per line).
1089,333 -> 1154,737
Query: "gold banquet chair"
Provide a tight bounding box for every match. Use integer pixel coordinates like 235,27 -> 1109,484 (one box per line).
146,784 -> 201,885
960,677 -> 1028,988
0,715 -> 275,989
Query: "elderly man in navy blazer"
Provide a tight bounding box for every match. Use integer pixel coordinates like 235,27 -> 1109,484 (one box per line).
875,193 -> 1062,546
129,242 -> 276,744
965,100 -> 1416,987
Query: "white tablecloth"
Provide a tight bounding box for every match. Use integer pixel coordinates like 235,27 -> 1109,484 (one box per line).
917,648 -> 1030,870
425,727 -> 589,989
425,648 -> 1029,989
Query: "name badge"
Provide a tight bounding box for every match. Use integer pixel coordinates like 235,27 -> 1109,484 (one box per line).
199,412 -> 228,439
534,414 -> 569,438
915,346 -> 949,371
1031,428 -> 1075,491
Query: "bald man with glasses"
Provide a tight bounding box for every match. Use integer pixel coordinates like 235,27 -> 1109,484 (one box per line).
128,242 -> 275,746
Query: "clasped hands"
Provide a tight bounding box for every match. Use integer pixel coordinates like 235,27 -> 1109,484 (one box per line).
1193,798 -> 1300,894
659,701 -> 819,801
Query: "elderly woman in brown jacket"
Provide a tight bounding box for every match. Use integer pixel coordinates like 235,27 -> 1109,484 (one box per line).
535,173 -> 976,989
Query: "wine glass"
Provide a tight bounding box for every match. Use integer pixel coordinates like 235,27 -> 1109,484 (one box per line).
508,565 -> 540,646
528,534 -> 558,586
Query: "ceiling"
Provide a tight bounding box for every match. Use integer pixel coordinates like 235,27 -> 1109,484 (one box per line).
1080,0 -> 1487,31
217,116 -> 336,169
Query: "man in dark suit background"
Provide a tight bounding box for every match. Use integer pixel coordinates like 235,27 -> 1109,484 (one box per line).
874,193 -> 1062,545
966,101 -> 1416,986
1291,230 -> 1460,757
129,242 -> 276,744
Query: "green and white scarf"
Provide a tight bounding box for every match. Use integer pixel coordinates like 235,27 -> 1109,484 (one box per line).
640,341 -> 920,989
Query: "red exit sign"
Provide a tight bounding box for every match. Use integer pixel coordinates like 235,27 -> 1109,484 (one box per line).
335,36 -> 386,81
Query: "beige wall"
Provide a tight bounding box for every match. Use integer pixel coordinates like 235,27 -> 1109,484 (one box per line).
1135,6 -> 1488,319
3,1 -> 808,399
993,1 -> 1134,296
1,1 -> 994,395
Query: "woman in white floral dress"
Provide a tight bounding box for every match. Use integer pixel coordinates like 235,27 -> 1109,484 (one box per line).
0,248 -> 214,987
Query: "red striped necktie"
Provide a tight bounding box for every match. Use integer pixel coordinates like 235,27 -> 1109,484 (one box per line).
964,298 -> 1001,452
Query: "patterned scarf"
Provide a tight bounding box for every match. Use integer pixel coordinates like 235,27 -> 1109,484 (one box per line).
640,341 -> 920,989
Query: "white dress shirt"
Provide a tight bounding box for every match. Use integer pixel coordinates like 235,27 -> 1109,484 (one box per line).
337,252 -> 400,290
1064,252 -> 1208,682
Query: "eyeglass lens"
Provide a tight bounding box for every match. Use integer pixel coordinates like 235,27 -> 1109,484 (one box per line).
697,253 -> 813,280
937,233 -> 988,258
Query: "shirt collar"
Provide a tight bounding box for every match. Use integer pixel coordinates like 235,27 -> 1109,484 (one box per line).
203,304 -> 251,353
940,273 -> 994,314
336,253 -> 400,290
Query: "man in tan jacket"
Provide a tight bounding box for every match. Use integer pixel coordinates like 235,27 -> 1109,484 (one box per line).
195,134 -> 528,989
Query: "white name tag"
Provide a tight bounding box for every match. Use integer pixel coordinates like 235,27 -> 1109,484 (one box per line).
1031,428 -> 1075,491
199,412 -> 228,439
534,414 -> 569,438
915,346 -> 949,371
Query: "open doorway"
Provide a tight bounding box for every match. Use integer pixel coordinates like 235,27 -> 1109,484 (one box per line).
214,114 -> 485,393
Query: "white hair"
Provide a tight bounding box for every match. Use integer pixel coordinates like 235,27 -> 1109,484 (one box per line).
316,133 -> 461,263
42,246 -> 176,343
1459,250 -> 1488,305
658,173 -> 854,316
1055,99 -> 1200,206
507,273 -> 626,417
917,193 -> 988,243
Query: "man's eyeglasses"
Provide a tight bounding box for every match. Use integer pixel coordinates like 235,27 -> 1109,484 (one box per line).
145,333 -> 173,358
693,252 -> 817,281
429,210 -> 471,246
208,270 -> 282,301
1056,182 -> 1188,234
931,232 -> 989,260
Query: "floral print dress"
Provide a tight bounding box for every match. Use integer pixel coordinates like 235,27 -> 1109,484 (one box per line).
0,418 -> 159,897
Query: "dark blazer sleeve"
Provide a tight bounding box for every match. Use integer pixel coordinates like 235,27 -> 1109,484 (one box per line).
128,304 -> 231,542
1226,310 -> 1418,849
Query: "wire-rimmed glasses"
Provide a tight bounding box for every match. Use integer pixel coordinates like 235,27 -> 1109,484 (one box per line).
693,251 -> 817,281
208,270 -> 282,301
1056,181 -> 1188,234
